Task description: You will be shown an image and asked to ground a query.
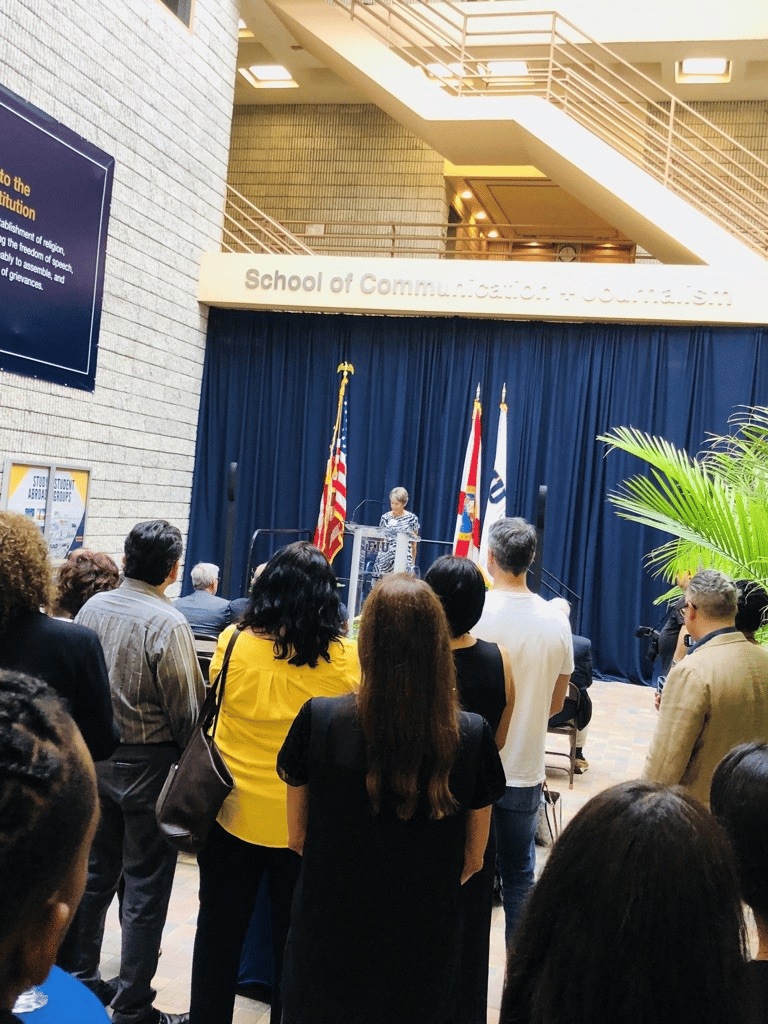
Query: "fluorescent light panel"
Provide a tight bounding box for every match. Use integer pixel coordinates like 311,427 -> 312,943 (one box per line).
676,57 -> 731,83
238,67 -> 298,89
486,60 -> 528,77
249,64 -> 293,81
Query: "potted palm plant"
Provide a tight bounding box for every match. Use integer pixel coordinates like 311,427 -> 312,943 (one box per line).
598,406 -> 768,601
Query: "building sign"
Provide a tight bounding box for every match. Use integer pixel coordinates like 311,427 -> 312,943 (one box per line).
0,85 -> 114,391
2,459 -> 91,562
199,252 -> 768,326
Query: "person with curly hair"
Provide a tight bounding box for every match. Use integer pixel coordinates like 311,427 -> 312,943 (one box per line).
54,550 -> 120,619
0,512 -> 117,763
0,671 -> 101,1023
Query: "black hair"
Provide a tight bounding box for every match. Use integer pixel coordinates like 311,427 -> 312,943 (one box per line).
0,671 -> 96,939
711,741 -> 768,921
734,579 -> 768,636
241,541 -> 343,668
424,555 -> 486,638
488,517 -> 536,576
500,780 -> 746,1024
123,520 -> 183,586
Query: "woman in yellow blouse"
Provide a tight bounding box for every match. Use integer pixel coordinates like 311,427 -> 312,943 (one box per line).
189,542 -> 359,1024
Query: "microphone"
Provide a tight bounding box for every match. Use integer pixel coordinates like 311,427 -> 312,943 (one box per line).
348,498 -> 384,524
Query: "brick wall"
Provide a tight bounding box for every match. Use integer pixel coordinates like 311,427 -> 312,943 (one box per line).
227,104 -> 447,255
0,0 -> 238,565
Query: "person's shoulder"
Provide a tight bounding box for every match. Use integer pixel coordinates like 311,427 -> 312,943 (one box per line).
45,613 -> 102,648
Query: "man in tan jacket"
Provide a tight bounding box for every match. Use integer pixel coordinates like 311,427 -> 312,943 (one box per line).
644,569 -> 768,806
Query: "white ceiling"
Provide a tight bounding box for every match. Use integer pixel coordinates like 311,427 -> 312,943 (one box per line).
235,0 -> 768,106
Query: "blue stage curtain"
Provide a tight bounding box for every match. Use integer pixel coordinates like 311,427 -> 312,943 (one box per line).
187,308 -> 768,683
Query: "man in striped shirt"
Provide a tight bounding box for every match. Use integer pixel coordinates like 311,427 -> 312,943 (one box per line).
71,520 -> 204,1024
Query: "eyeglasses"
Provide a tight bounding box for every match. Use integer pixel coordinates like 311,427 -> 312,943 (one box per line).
683,600 -> 697,611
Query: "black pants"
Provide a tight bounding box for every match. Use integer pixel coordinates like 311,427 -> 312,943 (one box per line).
72,744 -> 179,1024
189,823 -> 301,1024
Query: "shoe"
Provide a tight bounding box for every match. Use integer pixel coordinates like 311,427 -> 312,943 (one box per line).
574,757 -> 589,774
84,977 -> 118,1007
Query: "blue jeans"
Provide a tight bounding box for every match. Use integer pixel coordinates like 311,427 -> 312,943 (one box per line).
494,783 -> 543,946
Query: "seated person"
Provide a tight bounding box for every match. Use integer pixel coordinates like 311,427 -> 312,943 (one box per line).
547,599 -> 593,773
0,670 -> 102,1024
711,742 -> 768,1024
173,562 -> 231,638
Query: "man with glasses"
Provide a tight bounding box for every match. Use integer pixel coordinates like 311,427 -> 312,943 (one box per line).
644,569 -> 768,807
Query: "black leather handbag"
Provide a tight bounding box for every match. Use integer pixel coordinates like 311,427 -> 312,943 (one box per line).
155,627 -> 240,855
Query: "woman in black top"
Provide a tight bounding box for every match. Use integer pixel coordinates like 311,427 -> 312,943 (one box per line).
425,555 -> 514,1024
277,574 -> 506,1024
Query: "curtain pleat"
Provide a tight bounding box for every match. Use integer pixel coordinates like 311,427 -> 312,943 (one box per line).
187,309 -> 768,683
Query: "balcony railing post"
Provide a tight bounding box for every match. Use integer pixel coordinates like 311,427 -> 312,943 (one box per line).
664,97 -> 675,187
546,14 -> 556,103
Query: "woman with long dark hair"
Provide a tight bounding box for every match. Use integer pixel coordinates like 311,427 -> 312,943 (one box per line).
425,555 -> 514,1024
277,574 -> 506,1024
500,781 -> 747,1024
188,542 -> 359,1024
711,742 -> 768,1023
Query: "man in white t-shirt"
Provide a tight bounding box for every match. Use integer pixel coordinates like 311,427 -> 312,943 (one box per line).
475,517 -> 573,944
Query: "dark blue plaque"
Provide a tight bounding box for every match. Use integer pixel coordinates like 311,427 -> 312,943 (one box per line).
0,86 -> 114,391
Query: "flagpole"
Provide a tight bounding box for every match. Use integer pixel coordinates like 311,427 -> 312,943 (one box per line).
317,362 -> 354,554
479,384 -> 508,576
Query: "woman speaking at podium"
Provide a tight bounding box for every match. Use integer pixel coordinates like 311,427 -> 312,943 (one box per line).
373,487 -> 420,579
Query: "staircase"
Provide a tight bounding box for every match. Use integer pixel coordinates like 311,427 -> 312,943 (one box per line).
265,0 -> 768,267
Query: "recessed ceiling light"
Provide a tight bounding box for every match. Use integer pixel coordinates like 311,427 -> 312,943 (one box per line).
475,211 -> 487,220
676,57 -> 731,83
461,190 -> 473,200
249,64 -> 293,81
488,230 -> 499,238
238,67 -> 298,90
425,62 -> 465,79
487,60 -> 529,77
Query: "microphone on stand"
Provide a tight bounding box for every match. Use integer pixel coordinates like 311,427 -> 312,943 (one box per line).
348,498 -> 385,524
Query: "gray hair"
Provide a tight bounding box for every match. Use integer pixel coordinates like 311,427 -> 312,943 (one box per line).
390,487 -> 409,506
191,562 -> 219,590
488,517 -> 537,576
686,570 -> 738,620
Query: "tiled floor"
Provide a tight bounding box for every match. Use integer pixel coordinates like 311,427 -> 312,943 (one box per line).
98,679 -> 659,1023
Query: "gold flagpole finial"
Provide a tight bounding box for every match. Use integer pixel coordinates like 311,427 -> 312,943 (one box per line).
501,383 -> 507,404
337,362 -> 355,376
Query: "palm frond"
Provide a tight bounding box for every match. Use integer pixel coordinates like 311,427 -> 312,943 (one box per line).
598,419 -> 768,595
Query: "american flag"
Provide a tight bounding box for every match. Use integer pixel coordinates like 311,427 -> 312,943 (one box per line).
314,393 -> 349,564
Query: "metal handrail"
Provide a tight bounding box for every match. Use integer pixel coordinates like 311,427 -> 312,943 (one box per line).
223,191 -> 637,261
328,1 -> 768,256
223,186 -> 315,255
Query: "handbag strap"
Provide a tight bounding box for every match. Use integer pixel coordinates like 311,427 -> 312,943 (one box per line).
208,626 -> 242,741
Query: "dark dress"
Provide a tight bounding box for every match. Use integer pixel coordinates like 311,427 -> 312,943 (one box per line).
748,959 -> 768,1024
277,693 -> 506,1024
453,639 -> 507,1024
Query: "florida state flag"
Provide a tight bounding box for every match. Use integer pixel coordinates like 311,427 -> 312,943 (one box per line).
453,387 -> 482,561
314,363 -> 353,563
